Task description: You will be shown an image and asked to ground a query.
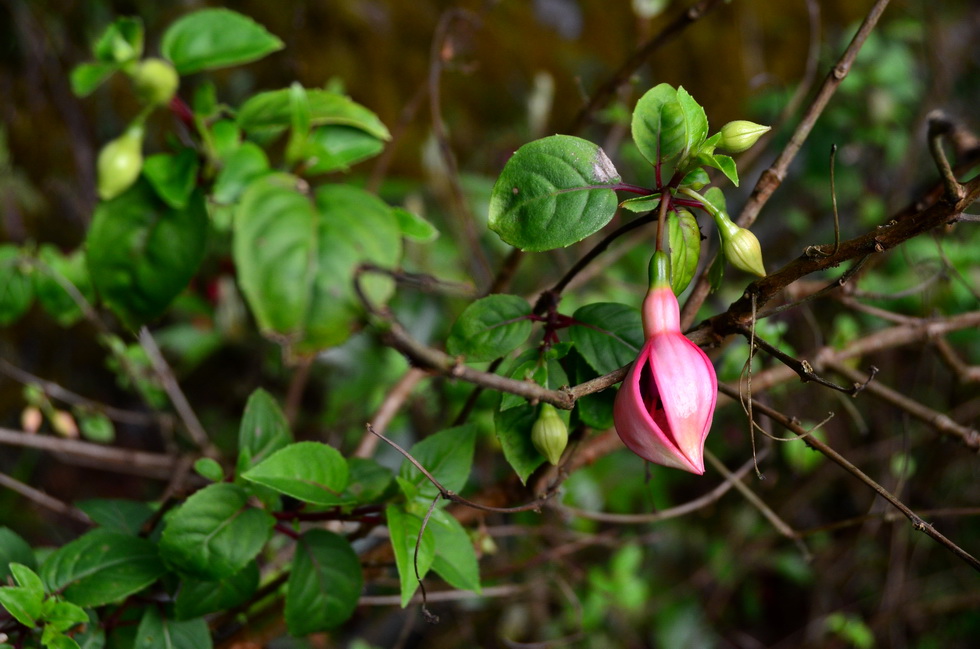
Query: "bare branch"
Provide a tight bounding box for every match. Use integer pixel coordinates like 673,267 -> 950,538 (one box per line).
0,470 -> 91,524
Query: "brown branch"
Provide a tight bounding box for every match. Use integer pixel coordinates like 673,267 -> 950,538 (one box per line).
0,426 -> 186,480
931,336 -> 980,383
138,327 -> 218,457
717,384 -> 980,572
826,361 -> 980,450
354,368 -> 429,459
555,449 -> 764,524
0,358 -> 163,427
681,0 -> 893,327
0,469 -> 91,524
566,0 -> 726,133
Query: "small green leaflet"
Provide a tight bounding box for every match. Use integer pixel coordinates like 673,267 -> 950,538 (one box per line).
161,8 -> 283,74
447,294 -> 533,362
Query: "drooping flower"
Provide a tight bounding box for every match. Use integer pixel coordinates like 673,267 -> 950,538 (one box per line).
613,252 -> 717,474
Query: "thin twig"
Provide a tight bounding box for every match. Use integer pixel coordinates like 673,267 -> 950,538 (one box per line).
681,0 -> 894,327
826,361 -> 980,450
0,426 -> 184,480
555,449 -> 764,524
717,383 -> 980,572
138,327 -> 217,456
355,368 -> 429,459
366,424 -> 561,513
0,470 -> 91,524
927,110 -> 966,202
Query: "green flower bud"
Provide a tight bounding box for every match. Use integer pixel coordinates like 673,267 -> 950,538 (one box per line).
97,124 -> 144,200
531,403 -> 568,466
717,120 -> 771,153
131,58 -> 179,106
713,210 -> 766,276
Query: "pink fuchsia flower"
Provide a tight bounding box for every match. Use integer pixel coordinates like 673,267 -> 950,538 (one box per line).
613,252 -> 717,474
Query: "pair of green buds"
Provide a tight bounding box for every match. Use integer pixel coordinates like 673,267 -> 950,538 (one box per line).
96,58 -> 180,200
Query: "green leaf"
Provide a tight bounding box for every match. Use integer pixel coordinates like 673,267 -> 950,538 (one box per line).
702,186 -> 728,213
385,505 -> 434,608
446,294 -> 533,362
632,84 -> 681,170
668,210 -> 702,295
193,458 -> 224,482
70,62 -> 118,97
699,152 -> 739,186
0,527 -> 36,577
571,351 -> 615,430
569,303 -> 643,375
708,243 -> 725,293
304,125 -> 385,174
237,88 -> 390,141
34,245 -> 96,327
344,458 -> 394,504
301,184 -> 401,351
73,613 -> 105,649
142,149 -> 199,209
75,499 -> 153,535
159,483 -> 274,580
285,530 -> 363,635
285,82 -> 311,165
10,563 -> 45,598
77,411 -> 114,443
212,142 -> 270,205
674,86 -> 709,165
174,562 -> 258,620
241,441 -> 350,506
233,178 -> 401,352
0,586 -> 42,627
488,135 -> 620,251
86,181 -> 208,328
41,529 -> 166,607
93,17 -> 143,64
161,8 -> 283,74
233,174 -> 317,337
398,425 -> 478,502
41,600 -> 88,633
618,194 -> 660,213
679,167 -> 709,190
392,206 -> 439,242
41,629 -> 80,649
429,510 -> 480,593
134,607 -> 212,649
0,245 -> 33,325
236,388 -> 292,475
499,355 -> 548,412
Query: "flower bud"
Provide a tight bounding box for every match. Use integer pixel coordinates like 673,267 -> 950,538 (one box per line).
713,210 -> 766,277
131,58 -> 179,106
21,406 -> 42,434
97,124 -> 144,200
51,410 -> 79,439
531,403 -> 568,466
717,120 -> 770,153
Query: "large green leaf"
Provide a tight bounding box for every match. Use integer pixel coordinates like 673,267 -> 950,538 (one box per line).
241,441 -> 350,506
0,245 -> 33,325
236,388 -> 293,475
385,505 -> 434,608
398,425 -> 478,502
301,184 -> 401,351
446,294 -> 533,362
569,303 -> 644,375
429,510 -> 480,593
161,8 -> 283,74
233,174 -> 317,337
86,181 -> 208,328
174,563 -> 258,620
134,607 -> 212,649
159,483 -> 274,580
41,530 -> 166,607
285,530 -> 363,635
237,88 -> 390,141
631,84 -> 707,183
0,527 -> 36,578
233,177 -> 402,352
488,135 -> 620,251
75,499 -> 154,536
